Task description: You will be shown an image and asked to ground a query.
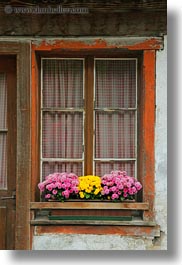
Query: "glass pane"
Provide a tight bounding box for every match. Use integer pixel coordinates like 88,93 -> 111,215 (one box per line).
0,134 -> 7,189
42,112 -> 83,159
95,60 -> 136,109
95,161 -> 135,178
95,111 -> 136,159
42,59 -> 84,109
42,162 -> 83,180
0,73 -> 7,129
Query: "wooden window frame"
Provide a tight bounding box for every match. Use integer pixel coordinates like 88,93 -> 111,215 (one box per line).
39,56 -> 138,178
31,38 -> 161,236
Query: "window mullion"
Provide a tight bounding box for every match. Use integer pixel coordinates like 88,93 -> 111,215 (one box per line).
84,56 -> 94,175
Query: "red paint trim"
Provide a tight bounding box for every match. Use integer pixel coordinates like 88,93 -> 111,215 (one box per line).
34,225 -> 160,237
32,38 -> 162,52
142,50 -> 156,221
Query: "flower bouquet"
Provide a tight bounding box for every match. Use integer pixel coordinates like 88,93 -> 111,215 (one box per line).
38,171 -> 142,202
101,170 -> 142,201
38,172 -> 79,201
78,175 -> 102,200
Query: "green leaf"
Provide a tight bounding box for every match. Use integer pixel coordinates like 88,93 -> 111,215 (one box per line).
85,193 -> 90,199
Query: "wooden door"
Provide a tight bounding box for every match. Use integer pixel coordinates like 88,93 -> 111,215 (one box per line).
0,56 -> 16,250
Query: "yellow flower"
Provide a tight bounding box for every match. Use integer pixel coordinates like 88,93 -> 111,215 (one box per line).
78,175 -> 102,199
79,191 -> 84,198
94,189 -> 100,195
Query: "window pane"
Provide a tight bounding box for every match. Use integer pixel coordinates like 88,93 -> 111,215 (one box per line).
0,73 -> 7,129
95,111 -> 136,159
42,59 -> 84,108
0,134 -> 7,189
95,161 -> 135,178
42,162 -> 83,180
95,60 -> 136,109
42,112 -> 83,159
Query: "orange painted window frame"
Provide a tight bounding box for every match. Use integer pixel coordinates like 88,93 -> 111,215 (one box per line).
31,38 -> 159,223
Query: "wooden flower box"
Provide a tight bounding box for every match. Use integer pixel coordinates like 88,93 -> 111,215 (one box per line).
47,200 -> 136,221
30,201 -> 149,225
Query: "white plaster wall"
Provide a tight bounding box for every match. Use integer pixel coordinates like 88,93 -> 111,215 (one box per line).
32,36 -> 167,250
155,35 -> 167,249
32,234 -> 155,250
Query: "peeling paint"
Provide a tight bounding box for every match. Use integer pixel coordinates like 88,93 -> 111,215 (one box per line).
32,37 -> 163,51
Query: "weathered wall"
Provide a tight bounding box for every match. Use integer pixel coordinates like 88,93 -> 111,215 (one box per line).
32,234 -> 157,250
32,36 -> 167,250
154,35 -> 167,250
0,12 -> 166,37
0,1 -> 167,37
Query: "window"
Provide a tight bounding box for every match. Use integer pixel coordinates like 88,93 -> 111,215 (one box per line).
40,57 -> 138,181
31,40 -> 158,231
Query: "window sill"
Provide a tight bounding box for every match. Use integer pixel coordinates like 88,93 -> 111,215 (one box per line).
30,201 -> 149,210
31,215 -> 155,226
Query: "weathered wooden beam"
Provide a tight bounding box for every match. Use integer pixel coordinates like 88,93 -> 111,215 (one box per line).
30,216 -> 156,227
34,223 -> 161,237
0,12 -> 166,37
30,201 -> 149,210
15,43 -> 31,250
0,0 -> 167,12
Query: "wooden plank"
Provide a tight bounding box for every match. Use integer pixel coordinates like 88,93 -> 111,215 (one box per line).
31,51 -> 40,202
0,1 -> 167,12
30,201 -> 149,210
0,207 -> 6,250
7,58 -> 17,193
34,224 -> 160,237
50,209 -> 132,217
84,57 -> 94,174
48,215 -> 132,221
15,42 -> 31,250
31,216 -> 156,227
142,50 -> 156,222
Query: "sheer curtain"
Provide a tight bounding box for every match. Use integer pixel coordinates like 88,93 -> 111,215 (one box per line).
0,73 -> 7,189
42,59 -> 84,178
95,60 -> 137,177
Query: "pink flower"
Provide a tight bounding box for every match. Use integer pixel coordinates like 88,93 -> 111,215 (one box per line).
111,193 -> 119,200
61,183 -> 66,189
132,186 -> 137,193
118,184 -> 123,190
65,182 -> 71,188
135,182 -> 142,190
73,187 -> 79,194
52,189 -> 58,195
62,190 -> 70,199
110,186 -> 117,192
46,184 -> 53,191
45,194 -> 51,199
123,188 -> 128,193
38,183 -> 45,192
57,182 -> 62,189
104,188 -> 110,195
128,188 -> 134,195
